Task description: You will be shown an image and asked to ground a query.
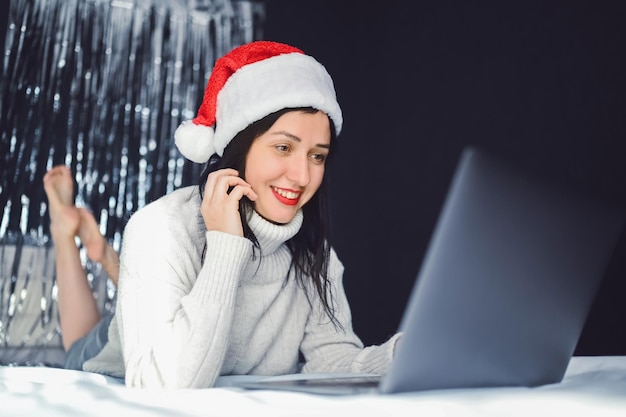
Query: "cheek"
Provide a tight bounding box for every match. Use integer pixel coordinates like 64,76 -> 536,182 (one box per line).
245,161 -> 280,191
312,164 -> 326,185
302,168 -> 325,202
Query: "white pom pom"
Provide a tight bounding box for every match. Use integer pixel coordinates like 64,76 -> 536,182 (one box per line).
174,120 -> 216,163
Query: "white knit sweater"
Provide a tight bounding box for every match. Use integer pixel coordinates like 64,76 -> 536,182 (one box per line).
84,186 -> 399,388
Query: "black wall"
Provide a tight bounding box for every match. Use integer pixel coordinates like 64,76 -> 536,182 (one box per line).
263,0 -> 626,355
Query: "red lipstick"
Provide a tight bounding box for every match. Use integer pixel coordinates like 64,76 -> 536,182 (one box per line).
272,187 -> 301,206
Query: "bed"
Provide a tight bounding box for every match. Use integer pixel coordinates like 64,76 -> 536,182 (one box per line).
1,355 -> 625,416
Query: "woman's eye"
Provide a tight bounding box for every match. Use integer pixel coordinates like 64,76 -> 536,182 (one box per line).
275,144 -> 290,153
311,153 -> 327,164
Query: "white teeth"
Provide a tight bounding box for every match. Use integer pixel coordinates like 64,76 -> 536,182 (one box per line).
273,187 -> 299,199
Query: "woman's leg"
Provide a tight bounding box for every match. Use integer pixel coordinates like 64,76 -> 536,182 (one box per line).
43,166 -> 101,351
77,207 -> 120,287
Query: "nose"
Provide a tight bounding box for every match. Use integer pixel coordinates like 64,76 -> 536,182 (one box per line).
286,154 -> 310,187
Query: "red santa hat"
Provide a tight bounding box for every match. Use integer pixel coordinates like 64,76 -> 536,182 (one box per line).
174,41 -> 343,163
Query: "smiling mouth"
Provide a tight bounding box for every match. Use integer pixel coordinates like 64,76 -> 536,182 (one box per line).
271,186 -> 301,205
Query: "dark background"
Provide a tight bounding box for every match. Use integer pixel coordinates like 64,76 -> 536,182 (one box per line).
262,0 -> 626,355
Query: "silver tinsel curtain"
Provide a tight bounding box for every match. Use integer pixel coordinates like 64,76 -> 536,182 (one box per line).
0,0 -> 265,365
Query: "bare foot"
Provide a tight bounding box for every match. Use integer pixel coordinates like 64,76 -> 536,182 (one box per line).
77,207 -> 107,263
43,166 -> 80,239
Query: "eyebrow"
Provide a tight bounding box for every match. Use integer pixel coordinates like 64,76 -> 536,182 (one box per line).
271,131 -> 330,149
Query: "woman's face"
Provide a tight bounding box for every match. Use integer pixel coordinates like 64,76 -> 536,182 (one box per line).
245,110 -> 331,224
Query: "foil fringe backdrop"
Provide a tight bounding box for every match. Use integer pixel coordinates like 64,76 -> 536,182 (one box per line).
0,0 -> 265,365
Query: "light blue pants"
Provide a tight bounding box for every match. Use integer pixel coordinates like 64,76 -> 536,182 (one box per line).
64,313 -> 113,371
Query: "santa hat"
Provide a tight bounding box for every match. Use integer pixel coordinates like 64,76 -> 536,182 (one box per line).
174,41 -> 343,163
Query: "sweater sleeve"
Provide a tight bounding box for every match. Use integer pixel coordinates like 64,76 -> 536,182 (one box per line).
116,196 -> 252,388
300,250 -> 401,375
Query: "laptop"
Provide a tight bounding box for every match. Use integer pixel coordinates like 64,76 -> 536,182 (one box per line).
238,146 -> 625,395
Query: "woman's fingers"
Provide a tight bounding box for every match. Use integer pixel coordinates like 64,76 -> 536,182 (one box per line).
201,169 -> 257,236
227,183 -> 258,202
203,168 -> 240,198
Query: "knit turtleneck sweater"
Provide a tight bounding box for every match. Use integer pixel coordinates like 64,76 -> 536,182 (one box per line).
83,186 -> 400,388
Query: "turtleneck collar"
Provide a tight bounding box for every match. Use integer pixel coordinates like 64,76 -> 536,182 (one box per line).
247,209 -> 303,255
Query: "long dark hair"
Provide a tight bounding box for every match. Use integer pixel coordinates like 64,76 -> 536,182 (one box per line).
198,107 -> 341,328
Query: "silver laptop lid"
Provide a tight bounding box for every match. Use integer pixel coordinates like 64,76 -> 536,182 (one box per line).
381,147 -> 624,394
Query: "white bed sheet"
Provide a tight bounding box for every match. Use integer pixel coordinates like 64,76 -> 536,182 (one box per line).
1,356 -> 625,417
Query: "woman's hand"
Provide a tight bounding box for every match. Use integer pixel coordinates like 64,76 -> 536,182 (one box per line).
201,168 -> 258,236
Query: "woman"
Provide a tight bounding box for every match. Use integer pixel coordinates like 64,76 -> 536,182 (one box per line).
70,41 -> 401,388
